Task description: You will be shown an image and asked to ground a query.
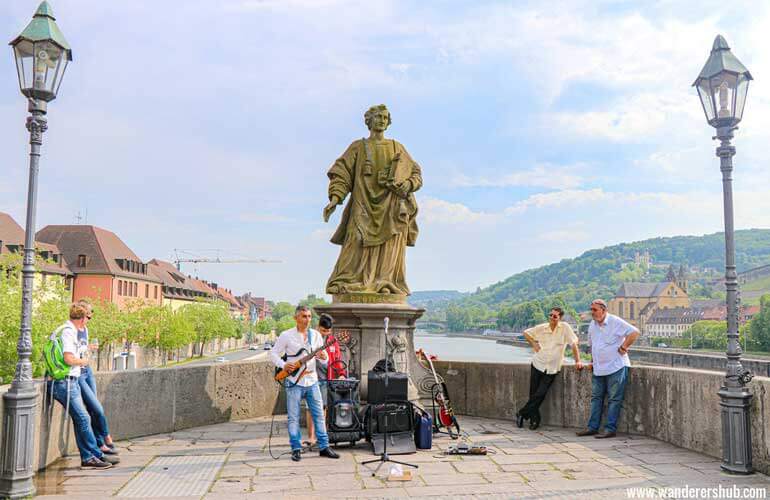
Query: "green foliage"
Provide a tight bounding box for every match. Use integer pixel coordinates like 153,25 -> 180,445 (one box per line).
748,294 -> 770,351
466,229 -> 770,312
256,316 -> 277,335
271,301 -> 295,320
424,229 -> 770,334
276,314 -> 295,333
0,254 -> 70,384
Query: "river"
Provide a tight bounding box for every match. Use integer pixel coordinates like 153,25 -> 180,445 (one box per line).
413,331 -> 535,363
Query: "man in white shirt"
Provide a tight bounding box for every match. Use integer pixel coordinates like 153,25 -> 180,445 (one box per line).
47,303 -> 119,469
517,307 -> 583,430
270,305 -> 340,462
576,298 -> 639,439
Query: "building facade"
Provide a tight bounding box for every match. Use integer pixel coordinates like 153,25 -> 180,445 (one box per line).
609,264 -> 690,331
36,225 -> 162,309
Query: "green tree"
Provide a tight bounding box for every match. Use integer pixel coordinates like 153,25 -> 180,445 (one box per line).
256,316 -> 277,335
276,314 -> 295,333
271,301 -> 295,320
0,253 -> 70,383
748,294 -> 770,352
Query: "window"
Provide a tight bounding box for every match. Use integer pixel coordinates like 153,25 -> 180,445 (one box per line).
77,254 -> 86,267
618,301 -> 624,317
145,283 -> 149,298
630,302 -> 636,320
132,282 -> 137,297
118,280 -> 123,296
154,286 -> 158,299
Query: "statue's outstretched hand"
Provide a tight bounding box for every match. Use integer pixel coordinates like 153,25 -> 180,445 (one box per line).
323,198 -> 339,222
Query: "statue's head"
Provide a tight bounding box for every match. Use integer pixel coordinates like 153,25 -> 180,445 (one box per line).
364,104 -> 391,132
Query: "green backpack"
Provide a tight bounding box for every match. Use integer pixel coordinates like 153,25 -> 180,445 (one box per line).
43,325 -> 70,380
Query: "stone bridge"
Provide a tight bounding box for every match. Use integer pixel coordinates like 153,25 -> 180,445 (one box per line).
1,360 -> 770,498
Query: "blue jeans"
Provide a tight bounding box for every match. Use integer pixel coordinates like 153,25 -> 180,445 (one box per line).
286,383 -> 328,451
79,366 -> 110,448
588,366 -> 629,433
48,378 -> 104,462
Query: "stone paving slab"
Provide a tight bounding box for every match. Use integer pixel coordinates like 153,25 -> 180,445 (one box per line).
34,415 -> 770,498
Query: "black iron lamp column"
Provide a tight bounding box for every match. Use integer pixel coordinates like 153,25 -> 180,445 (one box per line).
0,2 -> 72,498
693,35 -> 754,475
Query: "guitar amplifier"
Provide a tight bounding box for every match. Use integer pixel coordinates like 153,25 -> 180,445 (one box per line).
367,370 -> 408,403
365,401 -> 414,436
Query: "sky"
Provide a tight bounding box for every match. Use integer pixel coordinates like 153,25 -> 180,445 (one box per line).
2,0 -> 770,303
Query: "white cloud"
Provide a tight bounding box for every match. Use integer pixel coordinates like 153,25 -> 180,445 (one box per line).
420,197 -> 499,225
505,189 -> 609,215
452,163 -> 584,190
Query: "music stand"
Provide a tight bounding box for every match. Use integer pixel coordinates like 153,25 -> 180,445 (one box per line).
362,317 -> 418,477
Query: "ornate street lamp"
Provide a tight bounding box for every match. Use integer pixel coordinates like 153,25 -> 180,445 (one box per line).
693,35 -> 753,475
0,2 -> 72,498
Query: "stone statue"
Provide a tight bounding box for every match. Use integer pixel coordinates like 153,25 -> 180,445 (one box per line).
323,104 -> 422,298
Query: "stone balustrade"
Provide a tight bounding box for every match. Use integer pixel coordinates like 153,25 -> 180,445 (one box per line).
1,360 -> 768,474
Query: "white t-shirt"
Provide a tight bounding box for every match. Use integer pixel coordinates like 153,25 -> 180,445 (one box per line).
54,320 -> 81,378
269,327 -> 327,387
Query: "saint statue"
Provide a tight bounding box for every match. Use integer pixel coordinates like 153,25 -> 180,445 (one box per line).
323,104 -> 422,297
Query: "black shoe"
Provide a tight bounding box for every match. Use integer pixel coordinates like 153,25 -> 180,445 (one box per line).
529,418 -> 540,431
101,455 -> 120,465
594,431 -> 616,439
516,413 -> 525,428
291,450 -> 301,462
319,447 -> 340,459
576,429 -> 598,437
81,457 -> 113,470
102,446 -> 119,455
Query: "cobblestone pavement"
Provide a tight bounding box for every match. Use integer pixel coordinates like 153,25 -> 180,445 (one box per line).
34,415 -> 770,499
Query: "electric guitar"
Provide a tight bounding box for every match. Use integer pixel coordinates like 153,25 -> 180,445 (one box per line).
274,330 -> 349,386
417,348 -> 461,438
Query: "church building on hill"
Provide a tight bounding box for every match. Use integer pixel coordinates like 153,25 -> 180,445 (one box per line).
608,264 -> 690,332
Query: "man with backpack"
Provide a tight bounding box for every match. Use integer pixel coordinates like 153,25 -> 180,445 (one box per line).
45,303 -> 119,469
76,300 -> 119,458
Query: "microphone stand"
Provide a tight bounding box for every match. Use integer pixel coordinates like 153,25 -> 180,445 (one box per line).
362,317 -> 418,477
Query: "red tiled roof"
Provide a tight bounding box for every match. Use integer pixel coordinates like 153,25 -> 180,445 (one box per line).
0,212 -> 71,276
36,225 -> 160,283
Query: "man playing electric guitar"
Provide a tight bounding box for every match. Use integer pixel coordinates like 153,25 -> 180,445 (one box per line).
269,305 -> 340,462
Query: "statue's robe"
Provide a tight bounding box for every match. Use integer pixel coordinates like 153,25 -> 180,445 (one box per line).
326,138 -> 422,295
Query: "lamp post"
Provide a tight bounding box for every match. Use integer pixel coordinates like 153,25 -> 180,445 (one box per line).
693,35 -> 753,475
0,2 -> 71,498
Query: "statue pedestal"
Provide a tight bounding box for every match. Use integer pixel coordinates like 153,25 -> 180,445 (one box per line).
315,300 -> 433,402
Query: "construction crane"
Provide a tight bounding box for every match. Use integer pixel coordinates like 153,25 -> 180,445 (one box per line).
172,249 -> 281,271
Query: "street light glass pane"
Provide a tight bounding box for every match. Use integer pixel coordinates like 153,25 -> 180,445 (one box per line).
33,41 -> 64,95
710,74 -> 737,120
696,79 -> 715,122
734,74 -> 749,122
12,40 -> 35,93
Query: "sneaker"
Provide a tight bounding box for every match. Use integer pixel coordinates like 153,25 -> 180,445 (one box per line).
101,455 -> 120,465
291,450 -> 301,462
319,447 -> 340,459
81,457 -> 113,470
101,446 -> 119,455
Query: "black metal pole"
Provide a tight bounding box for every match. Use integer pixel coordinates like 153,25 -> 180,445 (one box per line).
0,98 -> 48,499
715,124 -> 754,474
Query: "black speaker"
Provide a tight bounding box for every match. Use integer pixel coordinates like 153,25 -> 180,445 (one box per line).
367,370 -> 408,403
365,401 -> 413,436
326,378 -> 364,446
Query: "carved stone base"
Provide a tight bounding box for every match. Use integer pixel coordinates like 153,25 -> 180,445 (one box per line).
314,302 -> 436,402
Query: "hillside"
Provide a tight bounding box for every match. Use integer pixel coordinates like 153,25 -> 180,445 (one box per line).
426,229 -> 770,330
467,229 -> 770,309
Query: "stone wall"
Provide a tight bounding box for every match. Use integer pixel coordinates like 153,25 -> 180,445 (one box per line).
2,359 -> 769,475
0,360 -> 283,471
433,360 -> 770,474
